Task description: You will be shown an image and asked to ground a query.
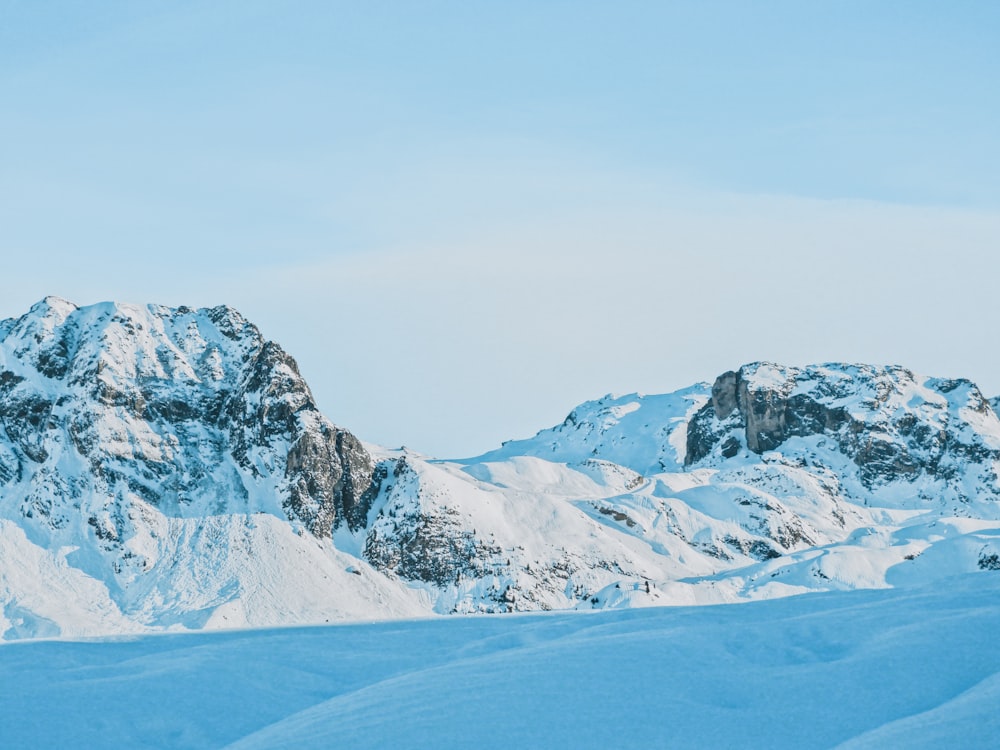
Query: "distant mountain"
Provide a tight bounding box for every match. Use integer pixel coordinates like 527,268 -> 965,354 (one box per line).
3,299 -> 1000,639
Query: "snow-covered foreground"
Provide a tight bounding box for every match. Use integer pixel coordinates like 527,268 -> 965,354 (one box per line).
3,573 -> 999,749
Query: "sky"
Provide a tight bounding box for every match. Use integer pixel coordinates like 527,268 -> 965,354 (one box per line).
1,1 -> 999,457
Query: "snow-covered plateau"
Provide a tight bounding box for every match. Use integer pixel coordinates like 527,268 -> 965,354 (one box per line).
3,298 -> 1000,640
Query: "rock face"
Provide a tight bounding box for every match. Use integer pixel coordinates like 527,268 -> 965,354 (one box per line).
0,297 -> 375,560
358,454 -> 649,615
363,458 -> 498,587
686,362 -> 1000,502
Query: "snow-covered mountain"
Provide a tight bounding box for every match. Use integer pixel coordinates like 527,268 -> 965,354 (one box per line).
0,298 -> 427,637
3,299 -> 1000,639
375,362 -> 1000,613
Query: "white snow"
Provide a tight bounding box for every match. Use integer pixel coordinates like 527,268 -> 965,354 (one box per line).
2,572 -> 998,749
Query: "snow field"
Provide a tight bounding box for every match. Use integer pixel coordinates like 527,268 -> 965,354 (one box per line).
2,572 -> 999,749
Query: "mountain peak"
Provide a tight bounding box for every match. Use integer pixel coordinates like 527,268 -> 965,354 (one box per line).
10,295 -> 80,331
0,297 -> 376,534
36,294 -> 79,313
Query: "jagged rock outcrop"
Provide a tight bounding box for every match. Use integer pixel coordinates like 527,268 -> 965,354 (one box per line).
685,363 -> 1000,500
363,458 -> 504,587
0,297 -> 375,553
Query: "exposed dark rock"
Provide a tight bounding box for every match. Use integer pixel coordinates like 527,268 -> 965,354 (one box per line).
686,363 -> 1000,496
685,400 -> 741,465
723,535 -> 781,561
979,552 -> 1000,571
285,425 -> 375,536
712,370 -> 739,418
0,299 -> 377,541
595,504 -> 638,528
738,372 -> 794,453
365,506 -> 502,586
720,436 -> 741,458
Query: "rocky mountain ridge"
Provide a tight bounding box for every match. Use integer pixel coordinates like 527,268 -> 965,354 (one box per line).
3,299 -> 1000,639
0,297 -> 375,539
686,362 -> 1000,503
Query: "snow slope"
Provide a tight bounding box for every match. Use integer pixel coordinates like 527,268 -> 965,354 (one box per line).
0,298 -> 423,637
405,362 -> 1000,611
2,571 -> 998,749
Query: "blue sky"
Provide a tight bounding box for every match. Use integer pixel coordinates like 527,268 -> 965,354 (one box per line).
2,2 -> 999,456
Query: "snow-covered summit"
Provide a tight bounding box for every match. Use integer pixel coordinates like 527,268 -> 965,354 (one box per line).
0,298 -> 377,536
0,299 -> 409,637
469,385 -> 709,474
